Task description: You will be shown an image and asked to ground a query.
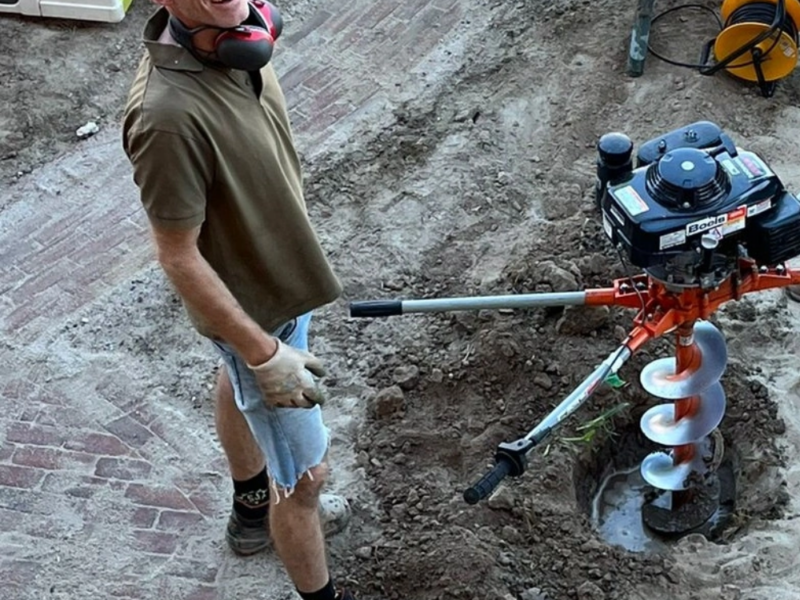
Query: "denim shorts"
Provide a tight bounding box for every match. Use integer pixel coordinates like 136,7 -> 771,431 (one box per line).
211,312 -> 330,495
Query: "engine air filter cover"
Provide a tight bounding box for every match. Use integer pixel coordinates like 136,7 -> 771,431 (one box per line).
646,148 -> 730,210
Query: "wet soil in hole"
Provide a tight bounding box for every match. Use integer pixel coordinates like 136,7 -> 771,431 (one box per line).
572,369 -> 791,559
573,419 -> 740,553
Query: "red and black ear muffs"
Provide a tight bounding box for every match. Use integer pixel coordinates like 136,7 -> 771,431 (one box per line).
168,0 -> 283,71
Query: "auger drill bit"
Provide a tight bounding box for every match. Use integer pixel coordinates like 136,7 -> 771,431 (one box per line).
638,320 -> 729,532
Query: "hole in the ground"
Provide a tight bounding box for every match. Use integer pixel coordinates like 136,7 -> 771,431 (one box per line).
573,418 -> 740,553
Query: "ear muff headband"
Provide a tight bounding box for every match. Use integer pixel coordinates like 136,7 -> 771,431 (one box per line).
168,0 -> 283,71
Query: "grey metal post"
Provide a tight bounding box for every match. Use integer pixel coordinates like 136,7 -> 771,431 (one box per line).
627,0 -> 657,77
349,291 -> 590,317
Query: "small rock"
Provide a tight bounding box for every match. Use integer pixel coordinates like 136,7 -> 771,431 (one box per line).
576,581 -> 605,599
430,368 -> 444,383
76,121 -> 100,139
497,551 -> 513,566
556,305 -> 610,335
500,525 -> 520,542
533,373 -> 553,390
534,260 -> 579,292
521,588 -> 548,600
664,568 -> 680,584
720,584 -> 742,600
675,532 -> 707,551
354,546 -> 372,560
383,279 -> 405,291
392,365 -> 420,390
496,171 -> 512,185
487,485 -> 515,511
577,253 -> 607,275
454,107 -> 481,123
476,526 -> 495,543
368,386 -> 405,419
579,538 -> 605,553
389,502 -> 407,519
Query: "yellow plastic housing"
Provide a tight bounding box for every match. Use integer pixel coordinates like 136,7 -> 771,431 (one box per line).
715,0 -> 800,81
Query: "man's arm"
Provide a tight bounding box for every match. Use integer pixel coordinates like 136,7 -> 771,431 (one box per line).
151,224 -> 278,366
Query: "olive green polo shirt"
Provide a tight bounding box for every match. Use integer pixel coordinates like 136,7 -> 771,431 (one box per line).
122,8 -> 342,339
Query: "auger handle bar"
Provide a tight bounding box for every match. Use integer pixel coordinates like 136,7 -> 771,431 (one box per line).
349,291 -> 589,317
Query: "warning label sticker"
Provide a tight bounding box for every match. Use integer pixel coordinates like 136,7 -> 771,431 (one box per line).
721,159 -> 740,177
659,230 -> 686,250
613,186 -> 650,217
747,198 -> 772,217
720,206 -> 746,236
735,154 -> 773,179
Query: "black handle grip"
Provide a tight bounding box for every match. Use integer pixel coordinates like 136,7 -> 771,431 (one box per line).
349,300 -> 402,318
463,458 -> 512,505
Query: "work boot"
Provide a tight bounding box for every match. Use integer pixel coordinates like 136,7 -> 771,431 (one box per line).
226,493 -> 352,556
318,493 -> 352,536
226,511 -> 271,556
786,285 -> 800,303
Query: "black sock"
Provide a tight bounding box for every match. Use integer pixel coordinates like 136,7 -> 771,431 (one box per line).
298,578 -> 336,600
232,468 -> 270,521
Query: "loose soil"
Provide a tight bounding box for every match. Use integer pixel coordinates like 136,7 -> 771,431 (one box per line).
4,0 -> 800,599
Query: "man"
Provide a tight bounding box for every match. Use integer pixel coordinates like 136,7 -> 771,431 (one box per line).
121,1 -> 355,599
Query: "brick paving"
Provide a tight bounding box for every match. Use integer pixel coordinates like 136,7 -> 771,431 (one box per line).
0,2 -> 469,599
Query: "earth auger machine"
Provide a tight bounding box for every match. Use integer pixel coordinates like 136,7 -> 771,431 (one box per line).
349,121 -> 800,536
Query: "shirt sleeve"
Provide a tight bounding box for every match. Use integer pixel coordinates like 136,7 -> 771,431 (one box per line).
125,127 -> 214,230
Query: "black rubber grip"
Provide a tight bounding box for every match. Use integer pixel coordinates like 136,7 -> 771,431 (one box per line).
463,459 -> 512,505
349,300 -> 403,317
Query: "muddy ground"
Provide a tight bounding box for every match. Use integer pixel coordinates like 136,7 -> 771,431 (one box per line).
3,0 -> 800,599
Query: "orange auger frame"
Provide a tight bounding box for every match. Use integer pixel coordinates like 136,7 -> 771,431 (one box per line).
586,260 -> 799,486
585,259 -> 800,352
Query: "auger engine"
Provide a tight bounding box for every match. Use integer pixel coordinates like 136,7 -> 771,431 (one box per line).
596,121 -> 800,288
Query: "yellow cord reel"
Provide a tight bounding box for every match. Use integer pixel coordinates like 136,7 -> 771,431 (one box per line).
713,0 -> 800,91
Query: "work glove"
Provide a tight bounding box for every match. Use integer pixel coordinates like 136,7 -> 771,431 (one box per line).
247,340 -> 327,408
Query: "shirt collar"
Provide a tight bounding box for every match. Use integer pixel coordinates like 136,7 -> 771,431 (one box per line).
142,8 -> 204,72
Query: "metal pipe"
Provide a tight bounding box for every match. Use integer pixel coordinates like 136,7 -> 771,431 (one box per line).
627,0 -> 657,77
349,292 -> 589,317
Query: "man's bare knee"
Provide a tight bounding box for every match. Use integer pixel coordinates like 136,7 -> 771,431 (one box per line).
277,463 -> 328,509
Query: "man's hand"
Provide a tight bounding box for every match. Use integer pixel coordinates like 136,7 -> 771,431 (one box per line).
247,341 -> 327,408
